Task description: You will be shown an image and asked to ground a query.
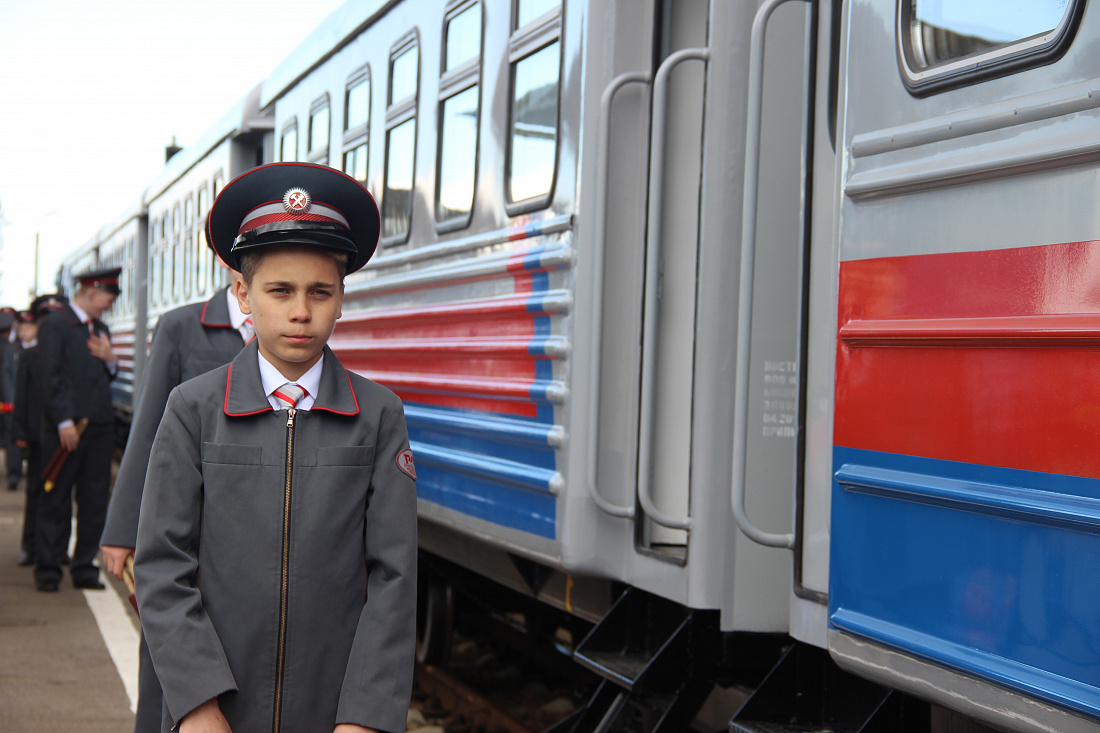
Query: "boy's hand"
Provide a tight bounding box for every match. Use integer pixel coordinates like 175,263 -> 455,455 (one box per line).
180,698 -> 232,733
100,545 -> 134,580
87,333 -> 115,363
59,424 -> 80,451
333,726 -> 377,733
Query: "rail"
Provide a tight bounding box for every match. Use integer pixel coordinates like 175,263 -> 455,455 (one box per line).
729,0 -> 807,549
637,47 -> 709,532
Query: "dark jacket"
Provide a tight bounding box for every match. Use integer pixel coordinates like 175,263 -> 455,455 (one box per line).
101,287 -> 245,548
35,304 -> 115,431
11,346 -> 41,444
134,341 -> 417,733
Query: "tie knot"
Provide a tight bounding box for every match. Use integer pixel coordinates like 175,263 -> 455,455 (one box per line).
272,383 -> 307,410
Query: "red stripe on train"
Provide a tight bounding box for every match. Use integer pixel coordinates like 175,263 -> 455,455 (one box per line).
835,240 -> 1100,480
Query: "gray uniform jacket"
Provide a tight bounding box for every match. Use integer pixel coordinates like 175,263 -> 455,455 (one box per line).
102,287 -> 245,548
134,340 -> 417,733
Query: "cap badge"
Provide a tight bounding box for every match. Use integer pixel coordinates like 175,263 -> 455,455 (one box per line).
283,188 -> 312,214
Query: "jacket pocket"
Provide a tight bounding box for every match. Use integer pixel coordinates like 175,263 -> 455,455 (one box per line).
202,442 -> 263,465
317,445 -> 375,467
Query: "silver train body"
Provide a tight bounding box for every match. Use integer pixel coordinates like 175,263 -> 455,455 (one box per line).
61,1 -> 1100,731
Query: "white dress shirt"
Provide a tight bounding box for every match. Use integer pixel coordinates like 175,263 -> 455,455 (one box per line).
257,351 -> 323,411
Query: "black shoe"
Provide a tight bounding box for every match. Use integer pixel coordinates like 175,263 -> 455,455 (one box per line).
36,579 -> 59,592
60,555 -> 70,565
73,577 -> 106,590
6,482 -> 16,492
17,551 -> 34,566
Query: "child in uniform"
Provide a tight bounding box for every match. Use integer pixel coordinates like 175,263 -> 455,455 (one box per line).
134,163 -> 417,733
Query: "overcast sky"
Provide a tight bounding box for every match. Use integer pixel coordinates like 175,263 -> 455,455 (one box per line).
0,0 -> 346,306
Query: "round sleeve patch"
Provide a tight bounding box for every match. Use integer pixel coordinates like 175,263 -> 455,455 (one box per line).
397,448 -> 416,480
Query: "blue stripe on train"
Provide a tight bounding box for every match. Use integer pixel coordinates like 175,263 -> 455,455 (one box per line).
408,403 -> 558,539
830,446 -> 1100,720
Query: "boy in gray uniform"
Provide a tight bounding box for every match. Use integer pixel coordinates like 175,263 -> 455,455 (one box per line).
135,163 -> 417,733
102,258 -> 250,733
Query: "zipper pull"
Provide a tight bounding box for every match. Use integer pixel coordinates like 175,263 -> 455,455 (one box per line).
287,407 -> 296,428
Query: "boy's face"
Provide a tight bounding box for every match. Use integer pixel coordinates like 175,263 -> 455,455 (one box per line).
16,321 -> 37,343
235,246 -> 344,381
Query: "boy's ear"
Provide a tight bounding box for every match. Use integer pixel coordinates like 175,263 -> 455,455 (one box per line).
235,278 -> 252,316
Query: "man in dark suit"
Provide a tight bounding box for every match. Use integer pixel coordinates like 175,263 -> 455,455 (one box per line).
101,261 -> 249,733
34,269 -> 120,592
13,296 -> 66,567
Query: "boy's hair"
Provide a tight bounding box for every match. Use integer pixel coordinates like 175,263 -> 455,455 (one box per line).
239,245 -> 350,284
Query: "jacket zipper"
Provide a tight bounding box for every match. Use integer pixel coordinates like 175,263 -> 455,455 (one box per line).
273,407 -> 296,733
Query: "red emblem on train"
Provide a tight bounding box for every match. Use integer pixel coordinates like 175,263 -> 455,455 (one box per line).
283,187 -> 312,214
397,448 -> 416,480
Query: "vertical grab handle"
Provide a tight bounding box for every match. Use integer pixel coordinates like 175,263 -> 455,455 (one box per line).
587,70 -> 651,519
637,47 -> 709,532
730,0 -> 808,549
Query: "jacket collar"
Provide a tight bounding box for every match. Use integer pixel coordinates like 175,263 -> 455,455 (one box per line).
224,340 -> 359,417
199,286 -> 234,328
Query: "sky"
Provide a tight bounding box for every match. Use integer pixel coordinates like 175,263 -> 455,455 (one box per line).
0,0 -> 347,306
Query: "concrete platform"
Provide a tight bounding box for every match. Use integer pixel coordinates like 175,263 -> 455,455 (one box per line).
0,468 -> 136,733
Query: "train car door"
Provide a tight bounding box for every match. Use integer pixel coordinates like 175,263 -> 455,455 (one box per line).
829,1 -> 1100,730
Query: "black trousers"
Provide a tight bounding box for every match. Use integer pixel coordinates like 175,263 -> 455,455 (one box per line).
5,434 -> 22,487
20,441 -> 43,555
34,422 -> 112,585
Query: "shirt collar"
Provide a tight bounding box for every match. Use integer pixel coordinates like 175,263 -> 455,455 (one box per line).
257,350 -> 324,402
69,300 -> 91,324
226,286 -> 248,330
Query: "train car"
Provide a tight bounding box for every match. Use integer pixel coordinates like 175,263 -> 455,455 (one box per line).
55,0 -> 1100,730
64,84 -> 272,438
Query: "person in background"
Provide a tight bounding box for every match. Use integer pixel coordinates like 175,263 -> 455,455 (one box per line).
0,307 -> 18,492
13,296 -> 66,567
101,250 -> 251,733
34,270 -> 119,592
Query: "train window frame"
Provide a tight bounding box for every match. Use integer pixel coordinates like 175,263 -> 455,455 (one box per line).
211,172 -> 225,291
308,95 -> 331,166
504,2 -> 563,216
343,66 -> 371,184
280,120 -> 299,162
381,32 -> 420,247
435,0 -> 483,233
896,0 -> 1085,96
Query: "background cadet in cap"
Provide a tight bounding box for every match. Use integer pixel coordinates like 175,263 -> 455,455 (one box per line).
13,297 -> 64,567
0,308 -> 18,493
4,309 -> 37,496
33,269 -> 120,592
102,239 -> 251,733
135,163 -> 416,733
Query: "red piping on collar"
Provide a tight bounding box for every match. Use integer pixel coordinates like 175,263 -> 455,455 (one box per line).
199,299 -> 234,329
311,369 -> 360,416
223,363 -> 272,417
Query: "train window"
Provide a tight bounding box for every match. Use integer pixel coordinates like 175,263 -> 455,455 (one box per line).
516,0 -> 559,30
508,41 -> 560,205
899,0 -> 1081,95
196,184 -> 209,296
281,122 -> 298,162
436,1 -> 482,227
309,97 -> 331,165
345,71 -> 370,131
383,35 -> 419,244
382,119 -> 416,240
171,204 -> 181,302
343,143 -> 368,182
437,86 -> 479,224
390,46 -> 419,105
183,195 -> 194,299
445,2 -> 481,72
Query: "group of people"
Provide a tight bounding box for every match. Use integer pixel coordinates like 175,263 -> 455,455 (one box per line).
2,284 -> 118,590
6,163 -> 418,733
